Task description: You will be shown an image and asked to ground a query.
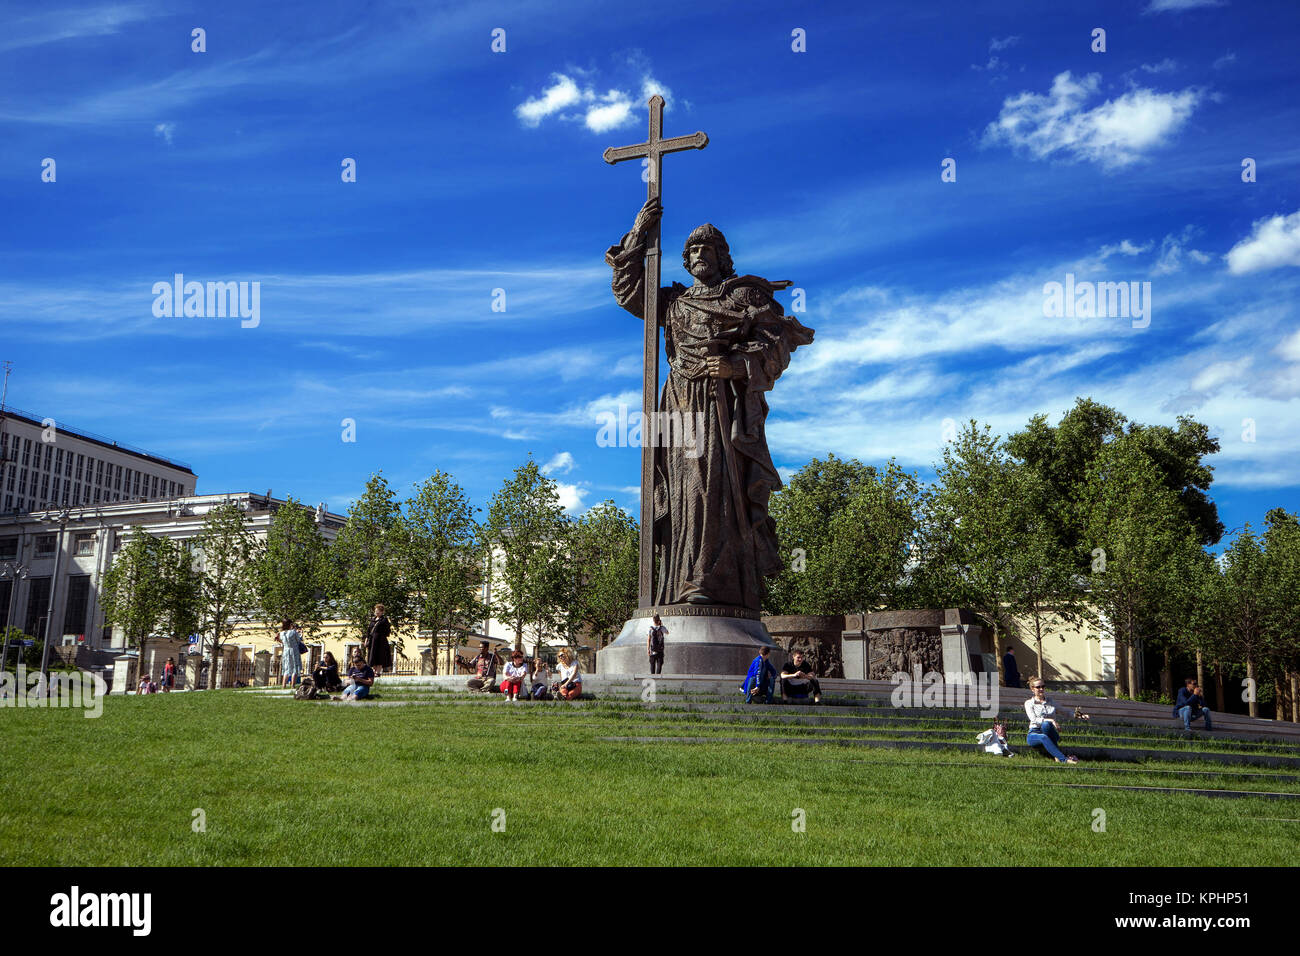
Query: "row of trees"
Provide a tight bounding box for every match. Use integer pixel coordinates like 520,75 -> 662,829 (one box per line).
765,398 -> 1300,717
98,462 -> 639,687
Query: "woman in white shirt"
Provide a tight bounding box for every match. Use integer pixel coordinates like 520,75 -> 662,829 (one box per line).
555,648 -> 582,700
501,650 -> 529,702
1024,677 -> 1088,763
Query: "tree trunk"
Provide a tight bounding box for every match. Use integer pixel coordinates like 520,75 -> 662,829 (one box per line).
1274,677 -> 1284,722
1214,660 -> 1225,713
1246,655 -> 1258,718
1291,670 -> 1299,723
1126,637 -> 1140,701
1160,647 -> 1171,700
1116,643 -> 1129,699
1195,649 -> 1205,694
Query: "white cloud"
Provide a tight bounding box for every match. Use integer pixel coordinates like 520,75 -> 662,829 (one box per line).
153,121 -> 175,145
1140,58 -> 1178,74
515,74 -> 584,127
983,71 -> 1201,168
1145,0 -> 1225,12
989,36 -> 1021,52
515,70 -> 674,134
1225,210 -> 1300,275
1277,329 -> 1300,363
554,481 -> 588,512
543,451 -> 576,475
1212,52 -> 1237,70
1099,239 -> 1152,258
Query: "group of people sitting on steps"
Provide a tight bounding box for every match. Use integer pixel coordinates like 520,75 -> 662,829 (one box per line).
740,645 -> 822,704
466,641 -> 583,701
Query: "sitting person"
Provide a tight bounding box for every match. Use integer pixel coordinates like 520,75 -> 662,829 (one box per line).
342,652 -> 375,701
466,641 -> 499,693
741,646 -> 777,704
530,657 -> 552,700
138,674 -> 157,695
554,648 -> 582,700
1024,677 -> 1088,764
312,651 -> 343,693
780,649 -> 821,703
501,650 -> 529,702
1173,677 -> 1213,732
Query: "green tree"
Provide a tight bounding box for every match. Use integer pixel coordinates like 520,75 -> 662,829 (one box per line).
484,459 -> 570,653
1081,436 -> 1193,699
766,454 -> 919,615
100,528 -> 167,673
570,501 -> 638,651
331,473 -> 410,652
256,497 -> 331,640
403,472 -> 484,672
1262,509 -> 1300,721
195,503 -> 261,689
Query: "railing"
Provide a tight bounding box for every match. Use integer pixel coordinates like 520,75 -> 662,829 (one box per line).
0,405 -> 193,472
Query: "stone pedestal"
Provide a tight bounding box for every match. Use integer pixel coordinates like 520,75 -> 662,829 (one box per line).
254,650 -> 271,687
940,609 -> 989,677
596,604 -> 783,676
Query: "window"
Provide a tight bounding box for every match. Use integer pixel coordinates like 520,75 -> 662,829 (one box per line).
61,575 -> 91,640
50,477 -> 58,501
34,534 -> 57,557
24,576 -> 51,639
61,483 -> 69,505
96,460 -> 104,485
74,532 -> 94,556
73,482 -> 81,503
93,488 -> 101,504
43,444 -> 51,469
18,469 -> 27,495
75,454 -> 84,481
21,439 -> 30,466
40,474 -> 49,499
54,448 -> 63,472
0,536 -> 16,559
114,465 -> 121,491
64,455 -> 72,478
132,472 -> 141,497
150,475 -> 159,498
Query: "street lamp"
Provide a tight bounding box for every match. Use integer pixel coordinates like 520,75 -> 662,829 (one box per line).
0,559 -> 30,672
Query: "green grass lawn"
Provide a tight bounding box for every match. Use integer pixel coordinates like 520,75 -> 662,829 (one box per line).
1,690 -> 1295,866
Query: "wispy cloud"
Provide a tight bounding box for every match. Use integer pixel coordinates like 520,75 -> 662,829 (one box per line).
515,70 -> 674,133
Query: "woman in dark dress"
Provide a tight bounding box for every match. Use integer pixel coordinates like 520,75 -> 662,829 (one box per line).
365,604 -> 393,676
312,651 -> 342,693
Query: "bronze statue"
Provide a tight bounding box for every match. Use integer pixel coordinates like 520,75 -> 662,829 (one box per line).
605,197 -> 814,609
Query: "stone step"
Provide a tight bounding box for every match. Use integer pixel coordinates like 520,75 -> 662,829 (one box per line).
598,734 -> 1300,770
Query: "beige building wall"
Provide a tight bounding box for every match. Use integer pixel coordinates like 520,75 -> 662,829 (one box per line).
1003,608 -> 1112,685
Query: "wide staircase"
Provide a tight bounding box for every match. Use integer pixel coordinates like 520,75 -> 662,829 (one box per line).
242,675 -> 1300,799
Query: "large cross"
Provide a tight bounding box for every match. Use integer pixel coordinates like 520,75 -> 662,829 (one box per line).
603,95 -> 709,608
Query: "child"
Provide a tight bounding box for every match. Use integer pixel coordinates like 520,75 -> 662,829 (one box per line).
501,650 -> 529,701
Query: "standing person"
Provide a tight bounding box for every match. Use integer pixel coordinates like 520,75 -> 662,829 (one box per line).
555,648 -> 583,700
530,657 -> 552,700
647,615 -> 667,674
364,604 -> 392,677
342,651 -> 374,701
1024,677 -> 1088,764
313,651 -> 342,693
741,646 -> 777,704
467,641 -> 499,693
779,649 -> 821,703
501,650 -> 529,702
1003,646 -> 1021,689
162,657 -> 176,693
278,619 -> 303,688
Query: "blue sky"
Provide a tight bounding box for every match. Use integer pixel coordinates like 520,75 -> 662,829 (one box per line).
2,0 -> 1299,542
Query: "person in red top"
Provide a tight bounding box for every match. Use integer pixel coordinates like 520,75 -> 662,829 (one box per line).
162,657 -> 176,692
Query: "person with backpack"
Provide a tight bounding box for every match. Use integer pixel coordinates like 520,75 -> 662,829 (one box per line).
277,618 -> 303,687
312,651 -> 343,693
647,615 -> 667,674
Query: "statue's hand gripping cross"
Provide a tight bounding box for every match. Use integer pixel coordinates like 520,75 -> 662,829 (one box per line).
603,95 -> 709,608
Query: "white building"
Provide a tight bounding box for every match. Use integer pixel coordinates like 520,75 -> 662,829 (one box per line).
0,405 -> 196,516
0,491 -> 345,652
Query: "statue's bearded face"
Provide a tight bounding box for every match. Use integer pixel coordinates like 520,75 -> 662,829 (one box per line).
687,242 -> 722,283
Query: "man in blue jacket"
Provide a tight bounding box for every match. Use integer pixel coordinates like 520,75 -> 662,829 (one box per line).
741,646 -> 777,704
1174,677 -> 1212,731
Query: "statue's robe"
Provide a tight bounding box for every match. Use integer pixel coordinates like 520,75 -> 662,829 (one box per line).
606,230 -> 814,609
